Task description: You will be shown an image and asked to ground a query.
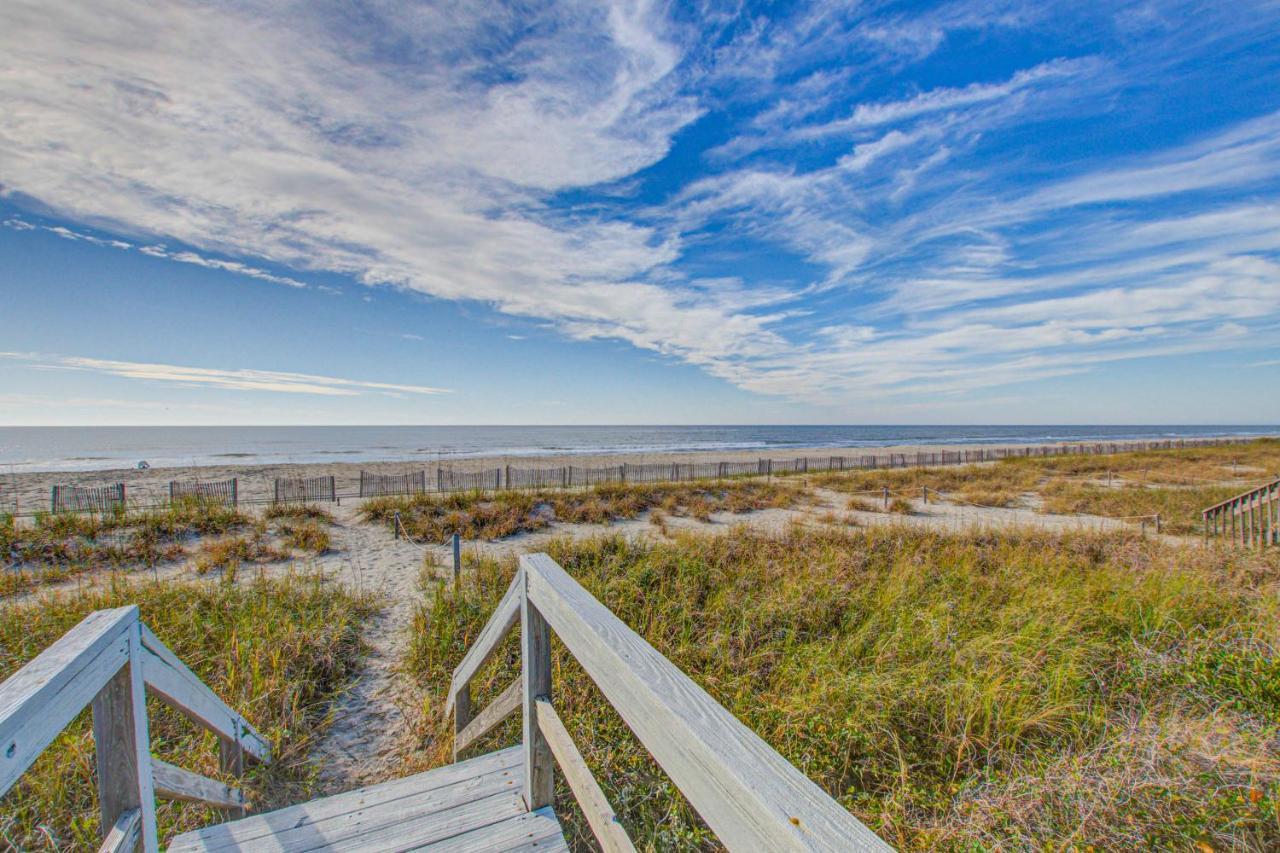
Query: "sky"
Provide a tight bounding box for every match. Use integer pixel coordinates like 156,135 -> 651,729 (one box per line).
1,0 -> 1278,426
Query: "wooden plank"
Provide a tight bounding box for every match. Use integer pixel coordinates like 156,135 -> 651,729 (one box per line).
93,664 -> 143,852
521,553 -> 891,852
167,747 -> 524,851
455,677 -> 521,758
534,698 -> 635,853
138,625 -> 270,762
446,570 -> 523,716
125,625 -> 159,853
0,606 -> 135,796
152,758 -> 243,810
521,592 -> 554,811
97,807 -> 142,853
424,806 -> 569,853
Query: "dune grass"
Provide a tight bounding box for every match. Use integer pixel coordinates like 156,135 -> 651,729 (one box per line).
814,439 -> 1280,532
0,570 -> 378,851
2,499 -> 340,596
408,525 -> 1280,850
362,480 -> 805,541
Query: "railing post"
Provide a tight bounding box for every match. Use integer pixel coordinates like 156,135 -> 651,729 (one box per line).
92,621 -> 158,852
521,578 -> 554,811
219,720 -> 247,819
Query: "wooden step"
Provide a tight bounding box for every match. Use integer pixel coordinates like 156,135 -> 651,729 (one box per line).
166,747 -> 568,852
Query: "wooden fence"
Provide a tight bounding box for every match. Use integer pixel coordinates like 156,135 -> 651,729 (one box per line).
447,553 -> 892,851
51,483 -> 126,513
437,468 -> 502,492
359,470 -> 427,498
1203,477 -> 1279,547
272,475 -> 337,504
168,478 -> 238,507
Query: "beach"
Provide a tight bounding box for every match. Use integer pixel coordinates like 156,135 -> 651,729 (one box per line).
1,436 -> 1252,514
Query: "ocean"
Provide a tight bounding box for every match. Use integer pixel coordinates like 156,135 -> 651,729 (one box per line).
0,425 -> 1275,473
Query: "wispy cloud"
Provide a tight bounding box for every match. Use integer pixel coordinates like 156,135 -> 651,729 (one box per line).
1,0 -> 1278,413
0,352 -> 451,396
4,218 -> 307,288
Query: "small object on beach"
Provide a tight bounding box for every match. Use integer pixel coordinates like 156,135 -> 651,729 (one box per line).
136,460 -> 150,470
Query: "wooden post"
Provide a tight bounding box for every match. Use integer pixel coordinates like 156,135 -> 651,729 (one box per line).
453,684 -> 473,761
452,533 -> 461,583
219,722 -> 246,819
883,487 -> 889,509
92,625 -> 158,852
922,486 -> 928,504
521,591 -> 554,811
394,511 -> 402,540
1155,514 -> 1161,534
505,465 -> 512,491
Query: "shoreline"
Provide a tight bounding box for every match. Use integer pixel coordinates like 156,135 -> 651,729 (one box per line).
3,434 -> 1269,514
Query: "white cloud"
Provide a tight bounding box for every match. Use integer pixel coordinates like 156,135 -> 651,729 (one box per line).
0,352 -> 452,396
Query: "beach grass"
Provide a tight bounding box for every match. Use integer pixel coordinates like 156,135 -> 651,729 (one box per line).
407,525 -> 1280,851
2,498 -> 339,595
361,479 -> 805,541
0,570 -> 378,851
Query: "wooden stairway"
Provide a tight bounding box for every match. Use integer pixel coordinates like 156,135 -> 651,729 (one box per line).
1203,477 -> 1279,547
167,747 -> 567,852
1,553 -> 893,851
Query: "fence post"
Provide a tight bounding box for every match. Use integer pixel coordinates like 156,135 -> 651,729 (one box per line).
922,486 -> 928,504
883,487 -> 889,509
1155,514 -> 1161,534
394,512 -> 402,540
505,465 -> 512,491
452,533 -> 461,583
521,581 -> 554,811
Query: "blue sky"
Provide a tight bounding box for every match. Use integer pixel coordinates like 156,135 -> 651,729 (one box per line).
1,0 -> 1278,426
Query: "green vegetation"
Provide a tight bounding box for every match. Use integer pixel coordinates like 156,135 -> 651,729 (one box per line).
2,499 -> 339,596
362,480 -> 805,541
409,525 -> 1280,850
815,438 -> 1280,534
0,571 -> 377,850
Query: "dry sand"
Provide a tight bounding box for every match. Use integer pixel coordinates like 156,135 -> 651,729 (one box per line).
3,438 -> 1139,514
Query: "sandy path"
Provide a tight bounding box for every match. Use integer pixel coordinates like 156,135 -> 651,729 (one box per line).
305,505 -> 430,793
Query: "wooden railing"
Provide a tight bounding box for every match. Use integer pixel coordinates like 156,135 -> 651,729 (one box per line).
1204,477 -> 1280,547
447,553 -> 892,851
0,606 -> 270,852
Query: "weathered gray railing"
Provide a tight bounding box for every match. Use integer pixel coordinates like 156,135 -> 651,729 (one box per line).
446,553 -> 891,852
0,606 -> 270,852
1204,477 -> 1279,547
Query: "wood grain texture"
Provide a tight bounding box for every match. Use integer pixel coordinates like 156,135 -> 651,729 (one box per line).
167,747 -> 525,851
447,569 -> 523,717
138,625 -> 270,762
97,808 -> 141,853
166,747 -> 540,853
0,606 -> 134,797
534,698 -> 635,853
455,677 -> 521,759
521,552 -> 891,852
152,758 -> 243,810
125,625 -> 159,853
92,665 -> 143,852
521,591 -> 554,811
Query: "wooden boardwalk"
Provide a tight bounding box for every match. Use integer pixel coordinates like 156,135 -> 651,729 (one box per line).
168,747 -> 567,852
1,553 -> 892,852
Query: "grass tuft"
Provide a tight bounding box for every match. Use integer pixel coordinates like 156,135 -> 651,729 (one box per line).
407,525 -> 1280,850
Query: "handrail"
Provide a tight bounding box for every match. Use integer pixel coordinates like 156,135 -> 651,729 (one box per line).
447,553 -> 892,851
1203,477 -> 1278,548
0,607 -> 272,851
1202,477 -> 1280,514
